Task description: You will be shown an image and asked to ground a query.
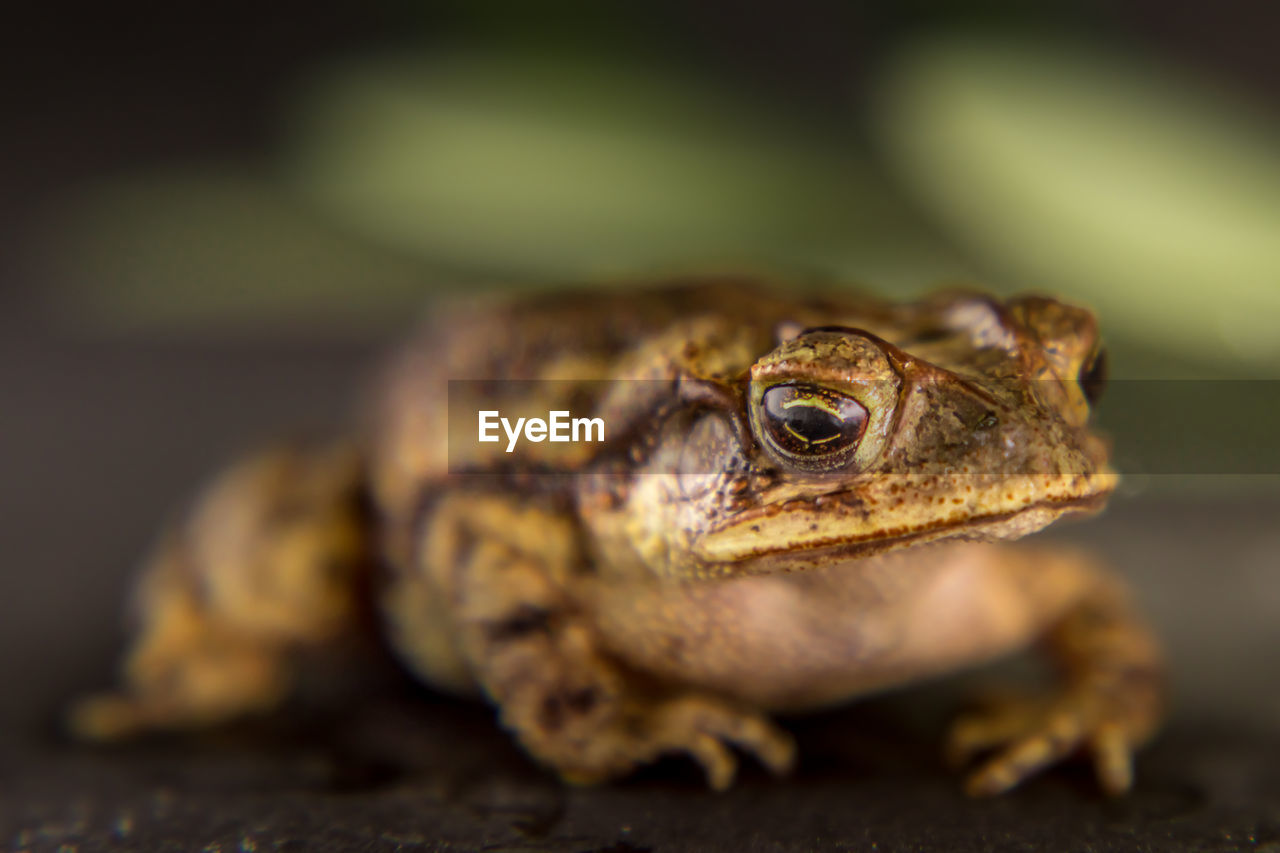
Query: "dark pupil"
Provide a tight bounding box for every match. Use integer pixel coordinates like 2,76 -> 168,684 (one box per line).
1080,348 -> 1108,405
761,385 -> 868,457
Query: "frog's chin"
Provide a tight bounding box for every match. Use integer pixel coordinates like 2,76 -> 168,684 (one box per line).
694,484 -> 1113,573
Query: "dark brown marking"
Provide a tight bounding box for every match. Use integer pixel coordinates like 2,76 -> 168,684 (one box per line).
538,694 -> 565,733
564,687 -> 599,715
485,604 -> 552,644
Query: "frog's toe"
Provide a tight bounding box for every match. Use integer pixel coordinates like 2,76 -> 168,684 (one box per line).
943,689 -> 1052,769
685,732 -> 739,791
648,695 -> 796,789
66,692 -> 145,741
1088,721 -> 1135,796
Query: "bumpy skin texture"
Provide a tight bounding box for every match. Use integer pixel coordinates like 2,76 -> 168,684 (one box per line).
71,279 -> 1163,796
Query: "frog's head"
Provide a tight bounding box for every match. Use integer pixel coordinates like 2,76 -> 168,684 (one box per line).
634,293 -> 1116,577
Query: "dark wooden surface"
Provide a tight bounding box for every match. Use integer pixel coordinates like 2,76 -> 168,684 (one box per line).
2,336 -> 1279,852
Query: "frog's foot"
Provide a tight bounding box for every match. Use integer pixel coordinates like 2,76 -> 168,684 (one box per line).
554,691 -> 796,791
68,646 -> 291,740
67,691 -> 245,741
945,679 -> 1159,797
68,692 -> 152,740
475,603 -> 796,790
941,548 -> 1165,796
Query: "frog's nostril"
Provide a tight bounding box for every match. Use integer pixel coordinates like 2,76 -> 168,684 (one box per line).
1080,348 -> 1108,405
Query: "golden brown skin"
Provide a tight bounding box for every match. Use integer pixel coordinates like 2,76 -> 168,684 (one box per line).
71,279 -> 1162,796
69,443 -> 370,738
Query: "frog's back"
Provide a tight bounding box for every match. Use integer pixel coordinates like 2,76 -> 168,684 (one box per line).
423,280 -> 796,380
365,280 -> 807,525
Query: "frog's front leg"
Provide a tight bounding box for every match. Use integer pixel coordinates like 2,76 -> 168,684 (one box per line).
944,545 -> 1164,796
419,493 -> 795,789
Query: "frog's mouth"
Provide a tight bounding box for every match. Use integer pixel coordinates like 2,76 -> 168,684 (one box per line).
694,472 -> 1116,570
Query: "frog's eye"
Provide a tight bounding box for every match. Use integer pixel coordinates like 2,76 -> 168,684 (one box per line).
758,383 -> 868,472
1080,347 -> 1108,405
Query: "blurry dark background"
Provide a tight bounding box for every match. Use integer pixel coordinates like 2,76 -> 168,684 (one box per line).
3,2 -> 1279,850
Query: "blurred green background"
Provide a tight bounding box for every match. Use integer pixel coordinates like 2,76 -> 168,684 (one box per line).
9,1 -> 1280,489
